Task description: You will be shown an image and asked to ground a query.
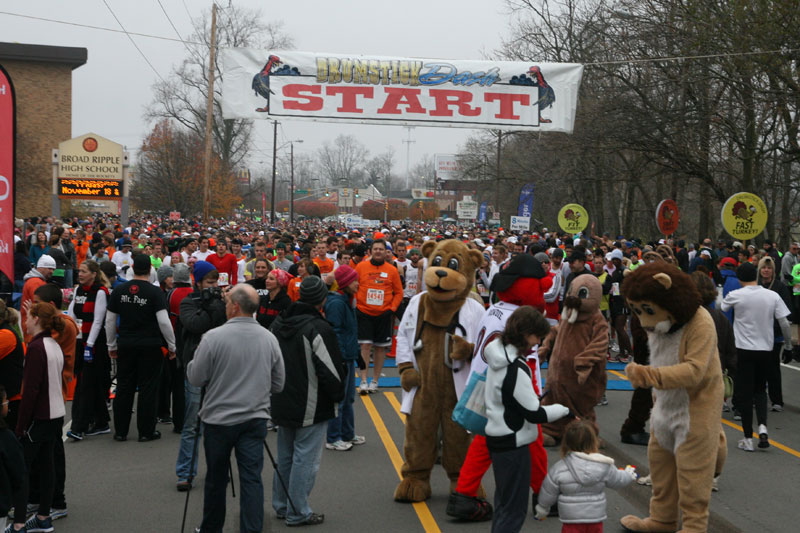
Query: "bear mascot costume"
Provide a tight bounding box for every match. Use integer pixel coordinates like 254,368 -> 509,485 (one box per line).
447,253 -> 555,521
539,274 -> 608,444
394,239 -> 486,502
619,263 -> 724,533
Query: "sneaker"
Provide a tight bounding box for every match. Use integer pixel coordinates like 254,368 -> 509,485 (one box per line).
325,440 -> 353,451
359,380 -> 370,395
137,430 -> 161,442
158,416 -> 172,424
711,475 -> 720,492
287,512 -> 324,527
49,508 -> 67,521
771,404 -> 783,412
610,340 -> 620,353
176,480 -> 192,492
636,474 -> 652,486
606,352 -> 619,363
758,425 -> 770,449
26,504 -> 38,516
618,354 -> 632,363
66,430 -> 84,441
113,434 -> 127,442
24,514 -> 53,533
86,424 -> 111,436
368,379 -> 379,393
3,523 -> 21,533
738,437 -> 754,452
597,395 -> 608,406
733,410 -> 742,421
266,419 -> 277,432
446,491 -> 493,521
349,435 -> 366,445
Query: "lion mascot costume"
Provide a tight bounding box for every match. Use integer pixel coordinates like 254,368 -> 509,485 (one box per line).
619,263 -> 724,533
539,274 -> 608,444
394,239 -> 486,502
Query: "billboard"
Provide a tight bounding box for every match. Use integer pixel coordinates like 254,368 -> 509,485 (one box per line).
58,133 -> 123,181
457,199 -> 478,219
222,50 -> 583,132
435,154 -> 464,181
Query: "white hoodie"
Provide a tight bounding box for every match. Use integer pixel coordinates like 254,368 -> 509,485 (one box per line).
484,338 -> 569,450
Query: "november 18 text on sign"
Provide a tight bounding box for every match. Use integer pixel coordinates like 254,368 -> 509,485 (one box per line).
58,178 -> 121,199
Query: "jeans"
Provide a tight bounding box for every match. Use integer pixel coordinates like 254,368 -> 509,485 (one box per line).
327,360 -> 355,443
175,378 -> 202,482
199,419 -> 268,533
272,422 -> 326,525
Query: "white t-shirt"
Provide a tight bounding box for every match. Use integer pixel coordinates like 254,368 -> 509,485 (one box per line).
192,249 -> 212,261
403,263 -> 421,298
111,250 -> 133,276
721,285 -> 791,351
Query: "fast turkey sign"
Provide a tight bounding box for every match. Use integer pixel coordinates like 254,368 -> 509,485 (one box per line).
0,66 -> 15,284
222,50 -> 583,132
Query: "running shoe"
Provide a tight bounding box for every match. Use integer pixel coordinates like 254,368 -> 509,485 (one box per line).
66,430 -> 84,441
368,379 -> 379,393
349,435 -> 366,445
771,404 -> 783,412
737,437 -> 754,452
758,425 -> 770,449
606,352 -> 619,363
86,424 -> 111,436
25,514 -> 53,533
617,354 -> 632,363
597,395 -> 608,406
359,380 -> 370,395
49,508 -> 67,521
325,440 -> 353,451
711,476 -> 720,492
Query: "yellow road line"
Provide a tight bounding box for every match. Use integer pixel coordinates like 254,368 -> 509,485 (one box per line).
384,391 -> 406,423
360,394 -> 441,533
609,369 -> 627,380
609,368 -> 800,459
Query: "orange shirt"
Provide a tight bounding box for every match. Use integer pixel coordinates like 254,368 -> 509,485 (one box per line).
314,257 -> 335,275
106,246 -> 116,260
73,239 -> 90,266
355,260 -> 403,316
287,277 -> 303,302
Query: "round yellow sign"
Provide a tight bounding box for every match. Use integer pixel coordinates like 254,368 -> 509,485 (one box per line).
558,203 -> 589,234
721,192 -> 768,240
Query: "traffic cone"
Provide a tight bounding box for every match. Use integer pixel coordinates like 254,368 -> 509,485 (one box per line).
387,321 -> 399,358
65,377 -> 77,401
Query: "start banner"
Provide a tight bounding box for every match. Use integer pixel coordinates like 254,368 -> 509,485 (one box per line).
222,50 -> 583,132
0,66 -> 15,284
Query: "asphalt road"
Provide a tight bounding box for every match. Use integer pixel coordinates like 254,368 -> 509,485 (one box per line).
47,360 -> 800,532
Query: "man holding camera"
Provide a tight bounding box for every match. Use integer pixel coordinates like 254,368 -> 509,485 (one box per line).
175,261 -> 227,491
187,283 -> 285,533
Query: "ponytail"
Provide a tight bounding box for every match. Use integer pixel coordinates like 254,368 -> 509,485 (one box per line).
30,302 -> 66,334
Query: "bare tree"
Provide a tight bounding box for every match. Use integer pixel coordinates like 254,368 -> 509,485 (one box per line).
363,147 -> 396,194
146,5 -> 293,171
316,135 -> 369,186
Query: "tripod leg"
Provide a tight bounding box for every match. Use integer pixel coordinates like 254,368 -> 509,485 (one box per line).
264,438 -> 298,517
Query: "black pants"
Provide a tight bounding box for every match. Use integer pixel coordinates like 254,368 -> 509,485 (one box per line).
766,344 -> 783,407
621,314 -> 653,435
12,417 -> 62,524
735,348 -> 770,438
113,346 -> 163,439
489,445 -> 530,533
71,338 -> 111,433
29,436 -> 66,509
157,357 -> 185,432
612,313 -> 632,356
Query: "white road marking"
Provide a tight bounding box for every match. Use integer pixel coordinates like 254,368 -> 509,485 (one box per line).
780,362 -> 800,372
62,419 -> 72,442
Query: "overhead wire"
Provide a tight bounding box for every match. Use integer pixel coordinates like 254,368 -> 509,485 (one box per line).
100,0 -> 165,82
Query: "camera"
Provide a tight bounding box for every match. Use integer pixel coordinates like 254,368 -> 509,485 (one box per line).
201,286 -> 223,302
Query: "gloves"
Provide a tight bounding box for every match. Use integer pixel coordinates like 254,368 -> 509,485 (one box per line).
83,345 -> 94,362
624,465 -> 638,480
782,346 -> 793,364
542,404 -> 570,422
534,504 -> 549,521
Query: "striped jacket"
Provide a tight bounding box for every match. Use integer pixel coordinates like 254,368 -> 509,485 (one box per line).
16,332 -> 65,436
270,302 -> 345,428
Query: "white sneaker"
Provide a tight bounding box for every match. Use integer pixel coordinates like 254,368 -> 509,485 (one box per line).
359,380 -> 370,395
368,379 -> 379,393
758,424 -> 770,449
771,404 -> 783,412
711,475 -> 720,492
738,437 -> 754,452
350,435 -> 366,445
325,440 -> 353,451
636,474 -> 652,486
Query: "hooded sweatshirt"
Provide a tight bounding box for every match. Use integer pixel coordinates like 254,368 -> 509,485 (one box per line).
484,338 -> 568,451
269,302 -> 345,428
537,451 -> 634,523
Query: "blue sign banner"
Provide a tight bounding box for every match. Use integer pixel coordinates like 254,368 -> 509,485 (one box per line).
518,183 -> 535,217
478,202 -> 487,222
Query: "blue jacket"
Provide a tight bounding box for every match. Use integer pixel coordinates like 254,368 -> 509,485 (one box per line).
720,269 -> 741,323
324,291 -> 359,361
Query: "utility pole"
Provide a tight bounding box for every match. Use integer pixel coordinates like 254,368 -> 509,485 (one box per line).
202,3 -> 217,220
495,130 -> 502,221
384,175 -> 389,223
289,141 -> 296,224
270,119 -> 278,224
402,126 -> 415,190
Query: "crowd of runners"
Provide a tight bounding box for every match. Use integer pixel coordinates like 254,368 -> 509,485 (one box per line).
2,212 -> 799,532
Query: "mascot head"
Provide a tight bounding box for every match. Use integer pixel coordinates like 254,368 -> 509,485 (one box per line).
421,239 -> 483,303
562,274 -> 602,324
621,263 -> 701,334
490,253 -> 548,311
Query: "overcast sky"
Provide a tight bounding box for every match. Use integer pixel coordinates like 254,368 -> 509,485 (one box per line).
2,0 -> 513,182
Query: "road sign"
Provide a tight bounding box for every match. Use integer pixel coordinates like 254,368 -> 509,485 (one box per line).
169,211 -> 181,221
510,215 -> 531,231
457,200 -> 478,219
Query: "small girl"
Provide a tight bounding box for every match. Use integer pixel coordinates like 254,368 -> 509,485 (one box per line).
535,419 -> 636,532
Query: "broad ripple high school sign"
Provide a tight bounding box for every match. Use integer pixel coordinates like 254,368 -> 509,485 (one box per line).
222,50 -> 583,132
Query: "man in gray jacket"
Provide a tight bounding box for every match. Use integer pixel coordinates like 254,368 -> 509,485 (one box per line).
187,284 -> 285,533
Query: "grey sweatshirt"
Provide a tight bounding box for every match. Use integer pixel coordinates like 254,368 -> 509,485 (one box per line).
187,316 -> 285,426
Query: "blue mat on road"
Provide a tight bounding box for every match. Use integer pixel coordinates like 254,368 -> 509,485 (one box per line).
370,359 -> 397,368
357,376 -> 633,391
541,361 -> 628,371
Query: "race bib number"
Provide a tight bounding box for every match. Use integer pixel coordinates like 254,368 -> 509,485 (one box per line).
612,282 -> 620,296
406,281 -> 418,293
366,288 -> 385,306
218,272 -> 229,286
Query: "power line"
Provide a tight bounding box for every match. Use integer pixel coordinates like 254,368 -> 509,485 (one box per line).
586,47 -> 800,67
101,0 -> 165,82
155,0 -> 194,56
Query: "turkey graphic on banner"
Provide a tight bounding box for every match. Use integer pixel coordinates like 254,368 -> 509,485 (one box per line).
222,50 -> 583,132
0,66 -> 14,284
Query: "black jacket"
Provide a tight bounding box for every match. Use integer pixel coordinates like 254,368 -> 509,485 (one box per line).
0,427 -> 26,517
707,307 -> 736,377
270,302 -> 345,428
178,288 -> 226,368
256,289 -> 291,330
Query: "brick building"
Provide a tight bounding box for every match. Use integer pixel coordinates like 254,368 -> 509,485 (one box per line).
0,42 -> 87,217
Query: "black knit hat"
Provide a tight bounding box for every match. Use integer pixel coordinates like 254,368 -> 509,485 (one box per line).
736,262 -> 757,282
490,253 -> 546,293
299,276 -> 328,306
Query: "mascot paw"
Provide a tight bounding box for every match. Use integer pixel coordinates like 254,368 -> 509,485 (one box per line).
625,362 -> 648,388
449,335 -> 474,361
620,515 -> 678,532
394,478 -> 432,502
400,368 -> 421,392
